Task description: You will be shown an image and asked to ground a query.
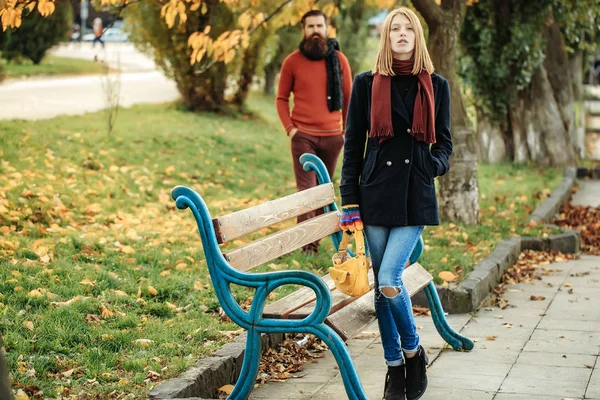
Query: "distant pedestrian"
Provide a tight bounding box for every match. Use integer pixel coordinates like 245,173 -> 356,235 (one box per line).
92,18 -> 104,48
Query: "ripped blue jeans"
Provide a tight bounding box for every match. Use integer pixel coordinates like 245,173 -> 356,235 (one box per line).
364,225 -> 424,367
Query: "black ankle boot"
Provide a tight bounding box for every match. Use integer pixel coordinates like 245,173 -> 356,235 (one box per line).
383,365 -> 406,400
404,346 -> 429,400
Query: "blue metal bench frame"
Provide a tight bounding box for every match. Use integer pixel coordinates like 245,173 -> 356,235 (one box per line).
172,153 -> 473,400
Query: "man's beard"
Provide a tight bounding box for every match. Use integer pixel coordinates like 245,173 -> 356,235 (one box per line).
301,34 -> 329,59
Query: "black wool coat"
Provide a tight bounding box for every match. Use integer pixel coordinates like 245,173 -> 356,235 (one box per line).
340,71 -> 453,227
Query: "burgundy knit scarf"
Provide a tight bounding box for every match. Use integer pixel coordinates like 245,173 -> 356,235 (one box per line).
370,58 -> 436,144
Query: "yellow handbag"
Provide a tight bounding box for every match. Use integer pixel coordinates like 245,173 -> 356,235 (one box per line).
329,229 -> 371,297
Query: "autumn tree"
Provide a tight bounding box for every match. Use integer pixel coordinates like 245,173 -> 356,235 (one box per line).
411,0 -> 480,225
1,1 -> 71,64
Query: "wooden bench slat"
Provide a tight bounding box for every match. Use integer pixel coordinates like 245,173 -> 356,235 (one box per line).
329,263 -> 432,340
263,263 -> 433,340
225,211 -> 340,272
287,263 -> 431,318
213,183 -> 336,243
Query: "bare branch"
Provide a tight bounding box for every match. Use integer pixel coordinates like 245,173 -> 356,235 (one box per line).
411,0 -> 445,25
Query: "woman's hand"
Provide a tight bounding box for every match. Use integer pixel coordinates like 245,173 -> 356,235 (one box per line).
340,204 -> 363,233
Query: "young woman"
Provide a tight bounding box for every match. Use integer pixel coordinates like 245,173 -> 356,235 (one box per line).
339,7 -> 453,400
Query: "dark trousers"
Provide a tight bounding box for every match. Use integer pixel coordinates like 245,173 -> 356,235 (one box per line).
291,131 -> 344,252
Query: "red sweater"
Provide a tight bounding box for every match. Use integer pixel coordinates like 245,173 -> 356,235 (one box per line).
276,50 -> 352,136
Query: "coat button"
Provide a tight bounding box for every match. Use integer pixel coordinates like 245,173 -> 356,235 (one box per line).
407,128 -> 411,134
386,161 -> 392,166
404,159 -> 410,164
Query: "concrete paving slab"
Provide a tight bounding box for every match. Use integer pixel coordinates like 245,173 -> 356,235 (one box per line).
515,351 -> 597,368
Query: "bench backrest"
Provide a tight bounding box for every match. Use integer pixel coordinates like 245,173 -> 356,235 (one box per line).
213,182 -> 340,272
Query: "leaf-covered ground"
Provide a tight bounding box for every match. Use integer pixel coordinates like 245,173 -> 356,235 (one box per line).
0,95 -> 562,398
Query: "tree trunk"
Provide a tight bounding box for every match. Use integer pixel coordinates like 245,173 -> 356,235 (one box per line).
570,49 -> 584,101
543,19 -> 577,164
412,0 -> 480,225
174,61 -> 228,112
336,0 -> 368,75
477,109 -> 510,163
233,27 -> 270,106
264,64 -> 277,95
509,65 -> 573,165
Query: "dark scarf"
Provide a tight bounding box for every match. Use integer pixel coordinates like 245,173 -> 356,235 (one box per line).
370,58 -> 436,144
299,38 -> 343,113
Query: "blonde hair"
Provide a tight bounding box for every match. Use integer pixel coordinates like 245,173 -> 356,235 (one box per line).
372,7 -> 434,76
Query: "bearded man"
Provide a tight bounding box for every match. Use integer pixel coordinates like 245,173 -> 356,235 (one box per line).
276,9 -> 352,255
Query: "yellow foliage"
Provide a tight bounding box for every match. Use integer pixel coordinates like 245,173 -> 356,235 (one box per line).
322,3 -> 338,18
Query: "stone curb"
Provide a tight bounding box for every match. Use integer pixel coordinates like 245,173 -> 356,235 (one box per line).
412,167 -> 580,313
149,333 -> 284,399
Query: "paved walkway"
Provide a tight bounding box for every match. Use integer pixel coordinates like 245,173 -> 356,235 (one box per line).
251,180 -> 600,400
0,43 -> 179,121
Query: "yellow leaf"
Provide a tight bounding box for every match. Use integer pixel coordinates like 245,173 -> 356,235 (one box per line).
11,270 -> 22,277
22,320 -> 34,331
201,2 -> 207,14
193,281 -> 203,291
175,262 -> 188,270
14,389 -> 30,400
27,289 -> 43,298
133,338 -> 154,348
486,335 -> 496,341
160,270 -> 171,277
438,271 -> 457,282
137,286 -> 142,298
148,285 -> 158,296
101,304 -> 114,318
120,245 -> 135,254
462,232 -> 468,241
80,279 -> 95,286
114,290 -> 128,297
218,385 -> 235,395
292,260 -> 301,267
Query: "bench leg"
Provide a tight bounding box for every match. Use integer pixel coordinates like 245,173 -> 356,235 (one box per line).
311,323 -> 368,400
228,327 -> 262,400
424,282 -> 475,351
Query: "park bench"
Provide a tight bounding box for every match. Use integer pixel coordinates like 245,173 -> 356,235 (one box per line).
171,153 -> 473,400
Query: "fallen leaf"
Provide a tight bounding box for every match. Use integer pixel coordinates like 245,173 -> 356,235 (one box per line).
22,320 -> 34,331
218,384 -> 235,395
438,271 -> 457,282
133,339 -> 154,348
120,245 -> 136,254
27,289 -> 43,298
148,286 -> 158,296
80,279 -> 95,286
486,335 -> 496,341
530,295 -> 546,301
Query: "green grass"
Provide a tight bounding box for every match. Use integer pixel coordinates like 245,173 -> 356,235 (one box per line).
0,95 -> 562,397
2,55 -> 108,78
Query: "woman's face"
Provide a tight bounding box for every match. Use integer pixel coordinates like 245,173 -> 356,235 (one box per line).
389,14 -> 415,60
